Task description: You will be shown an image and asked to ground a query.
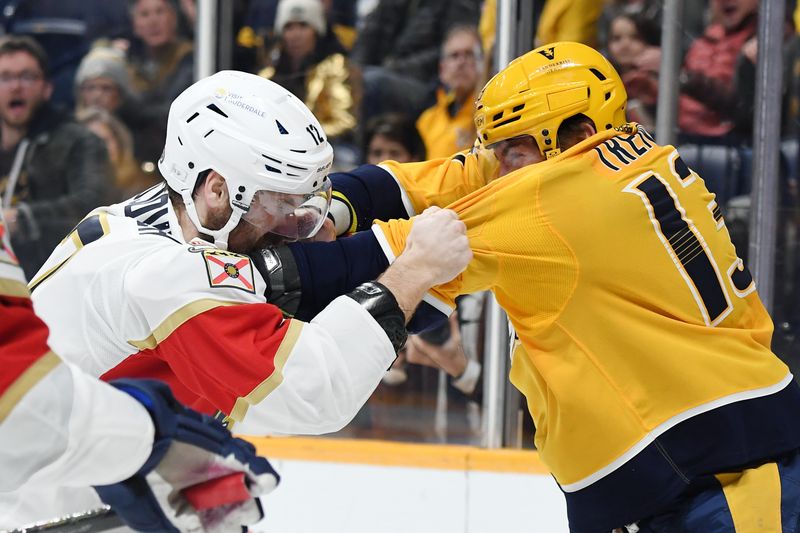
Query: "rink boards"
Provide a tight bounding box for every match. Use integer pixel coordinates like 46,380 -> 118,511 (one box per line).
243,437 -> 569,533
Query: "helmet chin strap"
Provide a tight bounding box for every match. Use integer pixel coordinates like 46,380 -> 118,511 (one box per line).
183,197 -> 243,251
545,147 -> 562,159
209,214 -> 243,251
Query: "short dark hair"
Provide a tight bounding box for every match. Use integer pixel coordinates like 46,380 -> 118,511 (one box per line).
166,168 -> 212,206
608,12 -> 660,48
558,114 -> 596,150
0,35 -> 49,78
128,0 -> 179,13
441,24 -> 482,56
363,113 -> 426,161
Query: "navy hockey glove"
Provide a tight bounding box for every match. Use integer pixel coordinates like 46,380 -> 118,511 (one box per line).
94,379 -> 279,532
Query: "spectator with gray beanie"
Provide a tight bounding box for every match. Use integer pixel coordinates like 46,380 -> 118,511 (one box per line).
74,45 -> 160,189
259,0 -> 359,165
74,45 -> 131,115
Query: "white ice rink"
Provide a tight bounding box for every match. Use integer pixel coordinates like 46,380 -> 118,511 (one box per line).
248,437 -> 569,533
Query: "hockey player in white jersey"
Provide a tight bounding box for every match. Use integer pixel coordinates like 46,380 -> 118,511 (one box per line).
0,211 -> 279,531
8,71 -> 471,525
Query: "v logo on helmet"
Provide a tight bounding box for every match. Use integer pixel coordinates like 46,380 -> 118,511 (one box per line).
538,47 -> 555,60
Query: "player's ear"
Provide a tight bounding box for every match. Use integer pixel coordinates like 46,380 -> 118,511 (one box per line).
580,121 -> 596,140
204,171 -> 229,209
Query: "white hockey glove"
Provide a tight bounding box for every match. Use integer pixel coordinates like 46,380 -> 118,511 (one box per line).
93,379 -> 279,532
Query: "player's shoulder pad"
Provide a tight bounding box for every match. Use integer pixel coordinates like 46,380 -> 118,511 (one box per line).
124,239 -> 266,306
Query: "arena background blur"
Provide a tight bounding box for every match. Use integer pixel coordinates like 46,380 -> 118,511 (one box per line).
0,0 -> 798,454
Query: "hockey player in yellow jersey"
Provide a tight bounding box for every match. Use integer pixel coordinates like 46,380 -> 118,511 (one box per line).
302,42 -> 800,532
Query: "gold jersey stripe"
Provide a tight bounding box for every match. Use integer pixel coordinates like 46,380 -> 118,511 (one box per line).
716,461 -> 782,531
0,277 -> 30,298
128,299 -> 242,350
331,190 -> 358,234
241,436 -> 548,474
227,319 -> 304,425
0,351 -> 61,424
29,212 -> 111,292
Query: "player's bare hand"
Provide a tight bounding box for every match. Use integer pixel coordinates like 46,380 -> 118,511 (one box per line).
404,207 -> 472,286
302,218 -> 336,242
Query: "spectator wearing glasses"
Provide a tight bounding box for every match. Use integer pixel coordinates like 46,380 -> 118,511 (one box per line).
0,35 -> 111,278
351,0 -> 481,122
416,25 -> 483,159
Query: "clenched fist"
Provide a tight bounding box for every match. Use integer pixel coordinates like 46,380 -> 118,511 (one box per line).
403,207 -> 472,286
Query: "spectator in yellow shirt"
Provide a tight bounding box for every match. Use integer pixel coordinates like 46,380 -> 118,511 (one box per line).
416,25 -> 483,159
536,0 -> 606,48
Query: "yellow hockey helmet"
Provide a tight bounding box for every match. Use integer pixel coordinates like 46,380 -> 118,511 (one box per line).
475,41 -> 627,159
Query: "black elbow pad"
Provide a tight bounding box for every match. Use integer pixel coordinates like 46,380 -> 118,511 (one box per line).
346,281 -> 407,353
249,246 -> 302,317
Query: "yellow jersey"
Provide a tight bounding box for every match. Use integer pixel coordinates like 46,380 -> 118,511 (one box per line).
374,125 -> 800,529
328,144 -> 498,236
379,145 -> 498,214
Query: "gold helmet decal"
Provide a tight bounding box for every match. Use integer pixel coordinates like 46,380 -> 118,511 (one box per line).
537,46 -> 555,60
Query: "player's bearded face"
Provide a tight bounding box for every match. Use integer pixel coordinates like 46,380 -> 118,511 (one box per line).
226,213 -> 279,252
225,183 -> 332,253
491,135 -> 545,176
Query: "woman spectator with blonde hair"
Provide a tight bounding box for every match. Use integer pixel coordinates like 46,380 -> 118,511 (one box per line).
76,107 -> 158,199
123,0 -> 194,169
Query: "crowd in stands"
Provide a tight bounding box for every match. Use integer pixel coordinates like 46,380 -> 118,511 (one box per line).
1,0 -> 799,445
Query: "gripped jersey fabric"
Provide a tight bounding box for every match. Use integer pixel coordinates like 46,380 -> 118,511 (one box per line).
372,125 -> 800,530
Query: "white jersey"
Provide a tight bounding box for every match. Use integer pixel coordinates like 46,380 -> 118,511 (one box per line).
30,184 -> 397,434
0,212 -> 154,528
5,184 -> 396,527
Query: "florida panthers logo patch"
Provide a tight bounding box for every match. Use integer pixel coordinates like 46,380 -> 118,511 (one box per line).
202,250 -> 256,293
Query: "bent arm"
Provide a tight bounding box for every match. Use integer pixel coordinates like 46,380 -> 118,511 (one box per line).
117,245 -> 398,436
113,213 -> 469,437
329,150 -> 497,235
0,229 -> 153,491
234,296 -> 397,435
241,209 -> 472,434
0,360 -> 155,490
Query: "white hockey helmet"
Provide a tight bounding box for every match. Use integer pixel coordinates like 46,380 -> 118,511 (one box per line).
159,70 -> 334,249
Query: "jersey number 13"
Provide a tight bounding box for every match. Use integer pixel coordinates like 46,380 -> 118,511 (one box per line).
624,153 -> 755,326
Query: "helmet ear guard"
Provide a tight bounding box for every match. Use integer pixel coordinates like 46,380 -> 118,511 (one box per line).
475,41 -> 627,158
